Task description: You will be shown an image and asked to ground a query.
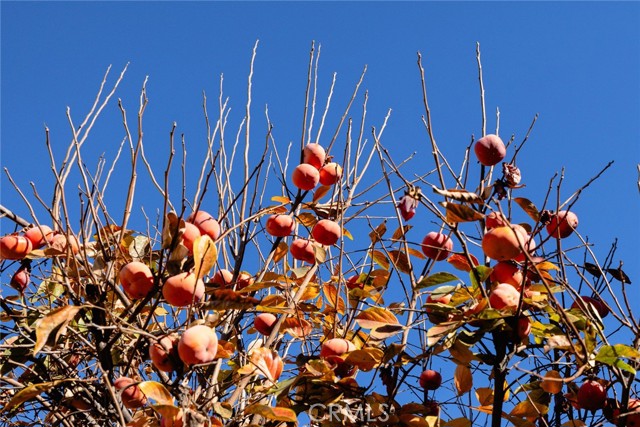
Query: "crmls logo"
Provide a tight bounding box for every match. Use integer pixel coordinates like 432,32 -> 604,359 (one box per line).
307,402 -> 392,423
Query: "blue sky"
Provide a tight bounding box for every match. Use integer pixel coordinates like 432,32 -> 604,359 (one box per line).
1,1 -> 639,419
2,1 -> 638,277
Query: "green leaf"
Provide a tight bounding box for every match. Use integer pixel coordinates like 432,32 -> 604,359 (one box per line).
469,266 -> 492,289
416,272 -> 461,289
595,344 -> 640,374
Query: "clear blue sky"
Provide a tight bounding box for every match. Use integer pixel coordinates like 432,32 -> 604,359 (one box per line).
2,1 -> 638,279
1,1 -> 639,421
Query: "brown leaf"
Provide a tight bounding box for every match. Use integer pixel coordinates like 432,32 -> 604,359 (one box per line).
281,317 -> 313,338
391,225 -> 413,241
514,197 -> 540,222
607,268 -> 631,284
344,348 -> 384,371
2,379 -> 71,413
313,185 -> 332,202
355,307 -> 400,329
389,250 -> 412,274
583,262 -> 602,278
369,222 -> 387,243
432,186 -> 484,204
475,387 -> 494,406
244,404 -> 297,422
297,212 -> 318,228
204,289 -> 260,310
540,370 -> 563,395
34,305 -> 83,356
441,202 -> 484,223
455,364 -> 473,396
447,254 -> 479,272
193,235 -> 217,279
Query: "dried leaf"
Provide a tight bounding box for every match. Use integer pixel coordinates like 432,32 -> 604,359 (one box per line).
281,317 -> 313,338
510,400 -> 548,418
540,370 -> 563,394
391,225 -> 413,241
355,307 -> 400,330
514,197 -> 540,222
441,202 -> 484,223
138,381 -> 174,405
606,268 -> 631,284
455,364 -> 473,396
475,387 -> 494,406
447,253 -> 479,272
369,222 -> 387,243
432,186 -> 484,204
271,195 -> 291,205
313,185 -> 332,202
244,404 -> 297,422
583,262 -> 602,278
442,418 -> 472,427
297,212 -> 317,228
2,379 -> 71,413
34,305 -> 83,355
204,289 -> 260,310
193,235 -> 217,279
344,348 -> 384,371
389,250 -> 412,274
427,322 -> 459,347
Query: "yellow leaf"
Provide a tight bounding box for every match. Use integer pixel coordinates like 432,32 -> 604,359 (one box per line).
355,307 -> 399,329
244,404 -> 297,422
475,387 -> 494,406
540,370 -> 563,394
510,400 -> 548,418
454,364 -> 473,396
34,305 -> 83,355
193,235 -> 217,279
371,250 -> 390,270
344,348 -> 384,371
442,417 -> 472,427
271,195 -> 291,204
138,381 -> 174,405
2,380 -> 70,413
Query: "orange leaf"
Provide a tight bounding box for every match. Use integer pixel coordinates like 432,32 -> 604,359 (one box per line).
34,305 -> 83,356
455,364 -> 473,396
540,370 -> 563,395
244,404 -> 297,422
138,381 -> 174,405
448,253 -> 479,272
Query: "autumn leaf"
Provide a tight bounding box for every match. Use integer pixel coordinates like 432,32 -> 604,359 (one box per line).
389,250 -> 412,274
271,195 -> 291,205
344,348 -> 384,371
138,381 -> 174,405
34,305 -> 83,356
427,322 -> 460,347
432,186 -> 484,204
510,400 -> 548,418
204,289 -> 260,310
193,234 -> 217,279
514,197 -> 540,222
371,250 -> 390,271
244,404 -> 297,422
369,222 -> 387,243
297,212 -> 317,228
442,418 -> 472,427
313,185 -> 332,202
355,307 -> 399,330
475,387 -> 494,406
2,379 -> 72,413
281,317 -> 313,338
448,253 -> 479,272
540,370 -> 563,394
441,202 -> 484,223
454,364 -> 473,396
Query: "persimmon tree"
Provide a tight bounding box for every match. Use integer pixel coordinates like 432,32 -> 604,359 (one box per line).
1,41 -> 638,427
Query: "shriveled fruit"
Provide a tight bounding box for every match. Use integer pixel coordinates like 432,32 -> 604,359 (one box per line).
319,162 -> 342,186
419,369 -> 442,390
421,232 -> 453,261
397,193 -> 419,221
119,261 -> 155,300
149,334 -> 180,372
24,225 -> 54,249
114,377 -> 147,409
265,214 -> 295,237
546,210 -> 578,239
254,313 -> 278,336
311,219 -> 341,246
303,143 -> 326,169
0,235 -> 33,260
188,210 -> 221,240
490,261 -> 524,289
178,324 -> 218,365
577,379 -> 607,411
490,283 -> 521,310
482,225 -> 527,261
474,134 -> 506,166
292,163 -> 320,191
290,238 -> 317,264
163,272 -> 205,307
10,265 -> 30,293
